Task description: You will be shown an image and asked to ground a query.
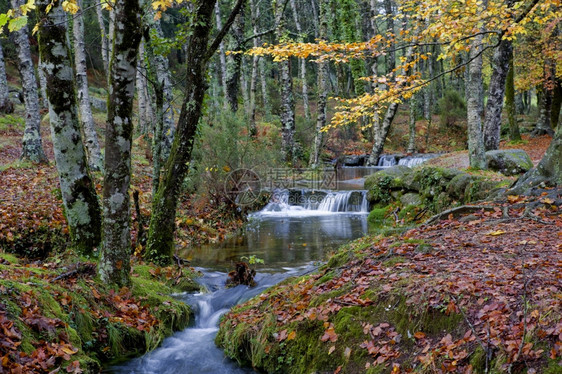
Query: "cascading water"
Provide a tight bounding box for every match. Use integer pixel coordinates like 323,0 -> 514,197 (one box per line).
258,188 -> 369,216
111,268 -> 314,374
111,188 -> 369,373
377,155 -> 397,167
397,154 -> 439,167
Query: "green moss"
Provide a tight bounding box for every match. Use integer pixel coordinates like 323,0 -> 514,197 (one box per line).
382,256 -> 407,267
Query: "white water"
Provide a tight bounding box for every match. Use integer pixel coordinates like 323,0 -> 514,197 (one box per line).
257,189 -> 369,217
377,153 -> 439,168
112,267 -> 314,374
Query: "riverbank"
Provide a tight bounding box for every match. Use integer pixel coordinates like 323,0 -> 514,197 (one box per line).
216,189 -> 562,373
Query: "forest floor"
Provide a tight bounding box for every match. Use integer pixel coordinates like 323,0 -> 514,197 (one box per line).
0,102 -> 241,372
217,189 -> 562,373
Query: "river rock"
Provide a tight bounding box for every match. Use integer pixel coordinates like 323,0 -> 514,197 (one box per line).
342,155 -> 365,166
400,192 -> 422,206
485,149 -> 533,176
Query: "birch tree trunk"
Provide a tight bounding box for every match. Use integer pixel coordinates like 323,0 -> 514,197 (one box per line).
146,0 -> 245,264
36,0 -> 102,254
215,0 -> 228,99
407,95 -> 417,153
290,0 -> 310,120
37,57 -> 49,110
0,41 -> 14,114
99,0 -> 142,287
506,52 -> 521,142
248,0 -> 259,135
95,0 -> 110,73
152,21 -> 175,161
466,34 -> 487,169
483,39 -> 512,151
136,41 -> 149,135
225,8 -> 245,112
12,0 -> 48,164
309,0 -> 328,167
74,0 -> 103,171
275,0 -> 296,163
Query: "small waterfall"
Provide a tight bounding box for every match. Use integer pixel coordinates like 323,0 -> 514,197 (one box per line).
259,189 -> 369,215
377,155 -> 397,167
397,154 -> 439,167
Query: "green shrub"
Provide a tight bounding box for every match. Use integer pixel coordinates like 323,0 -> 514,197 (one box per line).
437,89 -> 466,129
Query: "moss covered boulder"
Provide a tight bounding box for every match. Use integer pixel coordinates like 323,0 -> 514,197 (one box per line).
485,149 -> 533,176
364,166 -> 412,205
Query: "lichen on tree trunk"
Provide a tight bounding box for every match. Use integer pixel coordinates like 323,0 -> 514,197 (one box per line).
146,0 -> 245,265
36,0 -> 101,254
12,0 -> 48,164
98,0 -> 142,287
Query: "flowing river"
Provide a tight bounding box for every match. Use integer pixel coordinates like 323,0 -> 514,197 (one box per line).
111,189 -> 369,373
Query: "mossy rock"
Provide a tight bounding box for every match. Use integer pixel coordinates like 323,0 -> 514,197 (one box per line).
485,149 -> 533,176
364,166 -> 412,205
446,173 -> 477,200
399,192 -> 422,206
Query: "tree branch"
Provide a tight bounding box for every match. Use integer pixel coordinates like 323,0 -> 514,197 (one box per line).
205,0 -> 246,62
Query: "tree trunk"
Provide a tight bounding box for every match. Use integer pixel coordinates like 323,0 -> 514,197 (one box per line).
37,57 -> 49,110
146,0 -> 245,265
74,0 -> 103,171
0,41 -> 14,113
95,0 -> 110,73
99,0 -> 142,287
512,118 -> 562,190
466,35 -> 487,169
551,79 -> 562,129
505,52 -> 521,142
532,84 -> 554,136
151,20 -> 175,161
290,0 -> 310,120
383,0 -> 395,75
275,1 -> 296,163
483,39 -> 512,151
225,8 -> 245,112
11,0 -> 48,164
407,95 -> 417,153
36,0 -> 102,254
249,0 -> 260,135
215,0 -> 228,99
309,0 -> 329,167
136,41 -> 149,135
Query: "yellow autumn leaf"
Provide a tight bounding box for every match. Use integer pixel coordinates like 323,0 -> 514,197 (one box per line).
62,0 -> 79,14
487,230 -> 506,236
287,330 -> 296,340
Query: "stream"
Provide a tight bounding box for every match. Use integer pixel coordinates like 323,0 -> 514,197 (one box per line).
111,189 -> 369,373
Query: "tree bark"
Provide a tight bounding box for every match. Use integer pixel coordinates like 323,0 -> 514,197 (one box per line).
0,41 -> 14,113
36,0 -> 102,254
512,117 -> 562,190
309,0 -> 328,167
551,79 -> 562,129
215,0 -> 228,99
532,84 -> 554,136
12,0 -> 48,164
483,39 -> 512,151
95,0 -> 110,73
290,0 -> 310,120
74,0 -> 103,171
146,0 -> 245,265
136,41 -> 149,135
505,52 -> 521,141
466,35 -> 487,169
99,0 -> 142,287
249,0 -> 260,135
225,7 -> 245,112
407,95 -> 417,153
275,0 -> 296,163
